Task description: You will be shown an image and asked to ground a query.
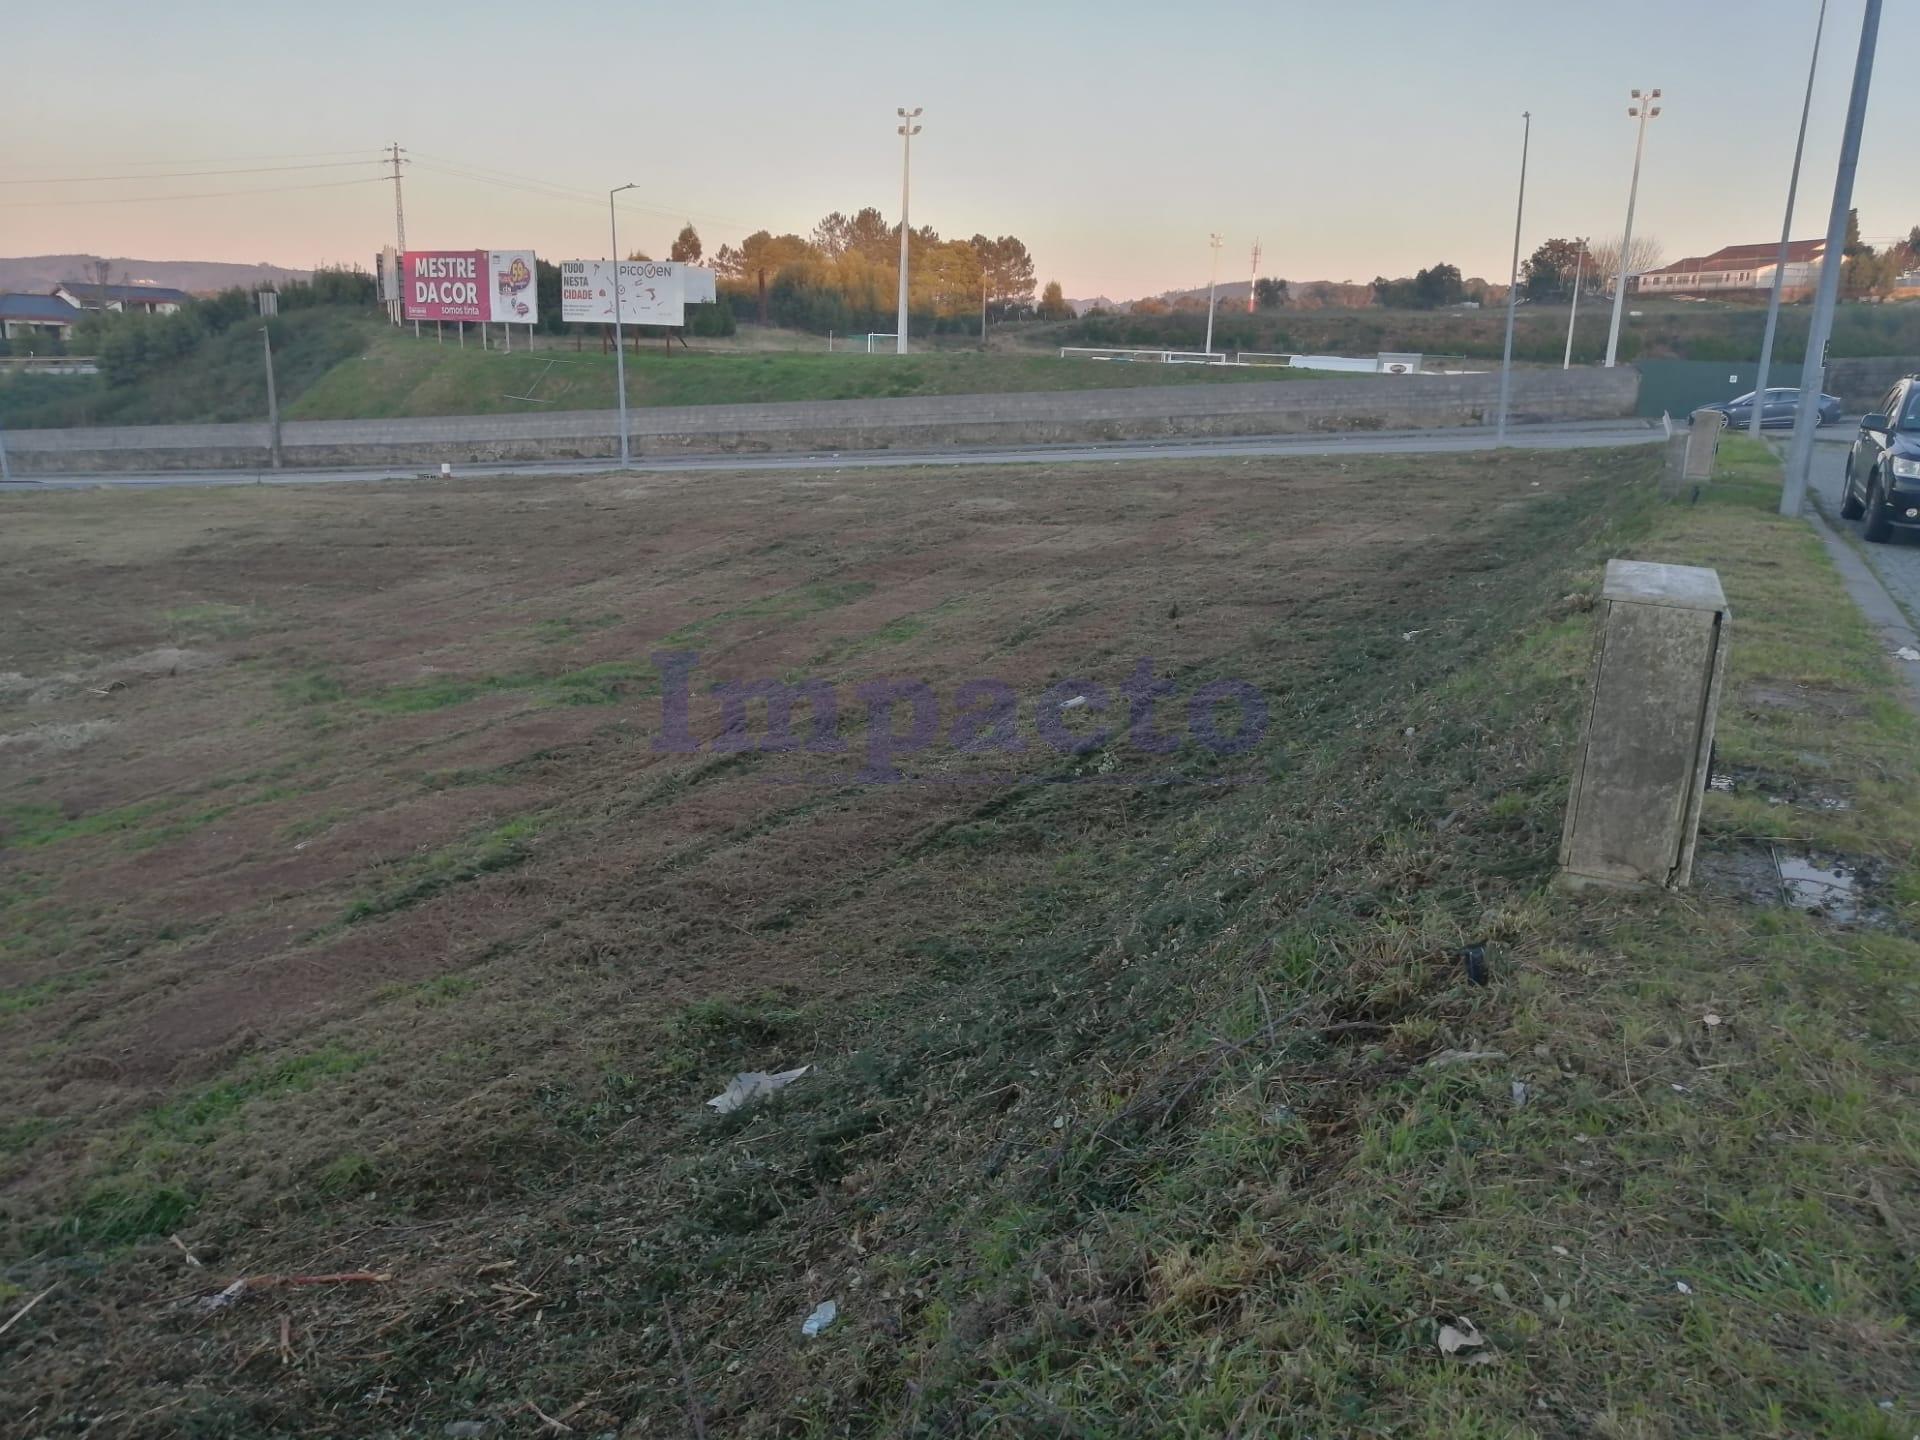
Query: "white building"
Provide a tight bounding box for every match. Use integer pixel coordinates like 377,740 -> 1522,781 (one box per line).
1635,240 -> 1826,299
53,280 -> 191,315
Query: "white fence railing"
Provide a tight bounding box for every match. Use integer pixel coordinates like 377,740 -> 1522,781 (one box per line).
1057,347 -> 1229,365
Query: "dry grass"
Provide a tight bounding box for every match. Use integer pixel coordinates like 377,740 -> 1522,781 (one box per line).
2,441 -> 1916,1437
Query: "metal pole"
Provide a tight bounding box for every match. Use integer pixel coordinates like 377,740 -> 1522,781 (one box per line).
1604,89 -> 1660,368
261,327 -> 282,470
1752,0 -> 1829,440
895,108 -> 921,356
1204,234 -> 1222,356
610,183 -> 637,467
1564,240 -> 1584,370
0,413 -> 12,485
1782,0 -> 1880,517
1496,111 -> 1532,443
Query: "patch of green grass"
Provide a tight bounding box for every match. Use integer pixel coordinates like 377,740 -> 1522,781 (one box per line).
340,816 -> 542,925
277,670 -> 347,706
146,1046 -> 368,1143
0,969 -> 99,1018
55,1177 -> 197,1248
162,601 -> 263,643
362,661 -> 651,715
0,796 -> 179,850
663,579 -> 879,647
315,1153 -> 380,1195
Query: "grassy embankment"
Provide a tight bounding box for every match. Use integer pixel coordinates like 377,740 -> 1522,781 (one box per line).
0,315 -> 1318,429
3,441 -> 1918,1436
1052,297 -> 1920,366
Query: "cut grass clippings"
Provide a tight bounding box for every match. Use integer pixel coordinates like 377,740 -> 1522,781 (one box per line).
2,441 -> 1917,1437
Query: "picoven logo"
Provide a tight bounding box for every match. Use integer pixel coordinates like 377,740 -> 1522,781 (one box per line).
650,651 -> 1267,785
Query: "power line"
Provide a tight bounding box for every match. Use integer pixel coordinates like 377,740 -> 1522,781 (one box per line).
0,176 -> 391,210
0,147 -> 379,175
0,158 -> 386,186
410,153 -> 760,236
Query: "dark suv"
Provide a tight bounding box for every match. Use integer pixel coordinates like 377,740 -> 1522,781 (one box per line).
1840,376 -> 1920,543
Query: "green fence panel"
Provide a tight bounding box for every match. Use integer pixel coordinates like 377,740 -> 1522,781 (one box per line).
1632,359 -> 1804,419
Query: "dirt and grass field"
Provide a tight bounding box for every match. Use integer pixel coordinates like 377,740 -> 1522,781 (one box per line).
3,441 -> 1917,1437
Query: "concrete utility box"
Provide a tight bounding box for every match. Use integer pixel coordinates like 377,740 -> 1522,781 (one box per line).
1559,559 -> 1730,891
1683,409 -> 1726,481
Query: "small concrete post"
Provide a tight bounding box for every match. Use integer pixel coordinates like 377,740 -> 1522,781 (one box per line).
1560,559 -> 1730,891
1682,409 -> 1724,482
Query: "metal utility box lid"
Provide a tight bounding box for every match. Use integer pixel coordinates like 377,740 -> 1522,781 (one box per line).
1601,558 -> 1728,614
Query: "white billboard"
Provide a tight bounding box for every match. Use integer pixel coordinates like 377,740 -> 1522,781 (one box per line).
560,259 -> 685,327
487,250 -> 538,324
683,265 -> 716,305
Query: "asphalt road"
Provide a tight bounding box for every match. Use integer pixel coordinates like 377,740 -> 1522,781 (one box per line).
1807,433 -> 1920,630
0,419 -> 1665,492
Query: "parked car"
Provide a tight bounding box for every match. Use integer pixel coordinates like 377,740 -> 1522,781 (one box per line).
1694,388 -> 1842,429
1839,376 -> 1920,543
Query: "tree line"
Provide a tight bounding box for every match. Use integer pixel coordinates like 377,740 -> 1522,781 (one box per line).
686,209 -> 1062,335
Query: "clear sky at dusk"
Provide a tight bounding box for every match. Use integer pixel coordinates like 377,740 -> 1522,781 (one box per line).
3,0 -> 1915,301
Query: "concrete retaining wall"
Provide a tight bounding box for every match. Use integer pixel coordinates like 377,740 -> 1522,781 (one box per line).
5,367 -> 1639,474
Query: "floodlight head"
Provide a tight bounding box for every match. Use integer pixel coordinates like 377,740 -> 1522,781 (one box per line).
1650,106 -> 1661,117
1650,88 -> 1661,98
1630,88 -> 1641,98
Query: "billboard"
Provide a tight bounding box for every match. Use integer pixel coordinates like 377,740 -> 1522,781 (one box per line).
560,259 -> 685,327
403,250 -> 485,321
379,246 -> 400,303
487,250 -> 538,324
683,265 -> 716,305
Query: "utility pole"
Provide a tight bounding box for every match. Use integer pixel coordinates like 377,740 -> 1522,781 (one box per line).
1604,89 -> 1661,368
1204,233 -> 1223,356
1782,0 -> 1880,517
1564,239 -> 1586,370
610,183 -> 638,468
1247,238 -> 1261,315
261,327 -> 282,470
895,107 -> 922,356
1752,0 -> 1829,440
388,142 -> 408,326
1497,111 -> 1532,444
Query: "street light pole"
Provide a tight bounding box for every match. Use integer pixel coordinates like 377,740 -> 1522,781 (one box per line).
609,182 -> 637,468
896,107 -> 922,356
1564,239 -> 1586,370
1752,0 -> 1829,441
1781,0 -> 1881,517
1204,233 -> 1223,356
1604,88 -> 1660,368
1496,110 -> 1532,443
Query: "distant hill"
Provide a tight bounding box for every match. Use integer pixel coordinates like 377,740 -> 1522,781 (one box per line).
0,254 -> 310,297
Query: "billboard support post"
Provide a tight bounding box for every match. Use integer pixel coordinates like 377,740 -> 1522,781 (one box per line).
609,184 -> 638,467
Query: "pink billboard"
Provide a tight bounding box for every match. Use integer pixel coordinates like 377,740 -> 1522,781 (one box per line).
403,250 -> 485,321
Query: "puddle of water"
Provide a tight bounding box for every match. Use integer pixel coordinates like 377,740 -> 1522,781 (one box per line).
1775,854 -> 1863,923
1706,767 -> 1851,811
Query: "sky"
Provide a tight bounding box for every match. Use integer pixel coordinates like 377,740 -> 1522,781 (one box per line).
3,0 -> 1917,302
